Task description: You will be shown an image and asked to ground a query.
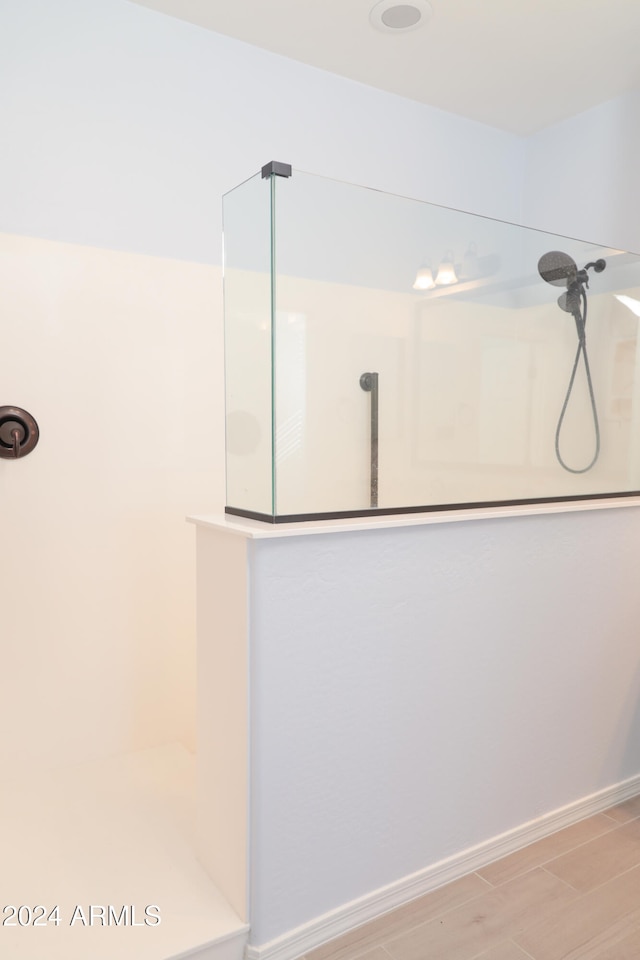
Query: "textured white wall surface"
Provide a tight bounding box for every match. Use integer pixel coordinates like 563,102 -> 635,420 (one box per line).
248,508 -> 640,943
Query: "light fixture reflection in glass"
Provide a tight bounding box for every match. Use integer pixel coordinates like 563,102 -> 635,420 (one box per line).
412,263 -> 436,290
615,295 -> 640,317
435,251 -> 458,286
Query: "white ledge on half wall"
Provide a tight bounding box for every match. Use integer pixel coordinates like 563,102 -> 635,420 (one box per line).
188,494 -> 640,539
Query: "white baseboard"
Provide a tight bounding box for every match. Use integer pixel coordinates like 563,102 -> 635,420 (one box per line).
246,772 -> 640,960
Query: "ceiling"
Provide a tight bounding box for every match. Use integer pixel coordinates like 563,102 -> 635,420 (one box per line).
128,0 -> 640,135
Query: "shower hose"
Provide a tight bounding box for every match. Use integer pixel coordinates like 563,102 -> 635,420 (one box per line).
555,284 -> 600,473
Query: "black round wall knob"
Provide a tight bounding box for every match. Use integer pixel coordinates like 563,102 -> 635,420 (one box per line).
0,407 -> 39,459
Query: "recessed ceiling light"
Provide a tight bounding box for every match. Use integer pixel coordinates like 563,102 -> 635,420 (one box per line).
369,0 -> 432,33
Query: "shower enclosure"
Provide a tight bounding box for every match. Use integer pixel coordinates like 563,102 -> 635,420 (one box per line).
224,163 -> 640,522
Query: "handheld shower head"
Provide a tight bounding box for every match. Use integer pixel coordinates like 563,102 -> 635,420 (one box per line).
537,249 -> 606,474
537,250 -> 578,287
537,252 -> 582,319
538,250 -> 607,321
538,251 -> 607,289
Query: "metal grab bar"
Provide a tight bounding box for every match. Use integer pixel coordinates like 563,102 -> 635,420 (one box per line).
359,372 -> 378,508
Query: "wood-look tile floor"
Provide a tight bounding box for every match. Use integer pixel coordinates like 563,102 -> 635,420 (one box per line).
304,795 -> 640,960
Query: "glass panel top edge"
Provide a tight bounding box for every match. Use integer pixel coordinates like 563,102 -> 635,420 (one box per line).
224,162 -> 637,257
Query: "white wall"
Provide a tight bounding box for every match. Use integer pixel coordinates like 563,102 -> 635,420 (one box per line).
1,0 -> 525,265
523,90 -> 640,253
0,0 -> 524,773
247,508 -> 640,944
0,234 -> 217,778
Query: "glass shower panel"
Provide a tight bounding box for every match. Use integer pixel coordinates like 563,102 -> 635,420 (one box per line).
224,166 -> 640,521
223,173 -> 273,516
